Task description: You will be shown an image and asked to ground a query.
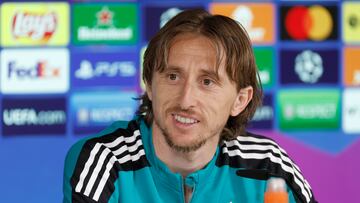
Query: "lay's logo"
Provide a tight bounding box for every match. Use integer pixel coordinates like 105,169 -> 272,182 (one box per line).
12,11 -> 57,42
1,2 -> 69,46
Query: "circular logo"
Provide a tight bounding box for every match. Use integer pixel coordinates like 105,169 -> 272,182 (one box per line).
295,50 -> 323,84
160,8 -> 182,28
285,5 -> 333,41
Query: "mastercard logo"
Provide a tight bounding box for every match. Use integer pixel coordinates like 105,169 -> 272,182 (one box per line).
284,5 -> 335,41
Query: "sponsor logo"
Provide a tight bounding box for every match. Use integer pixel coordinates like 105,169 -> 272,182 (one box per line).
144,5 -> 203,41
280,5 -> 338,41
73,4 -> 137,44
12,12 -> 57,41
160,8 -> 183,28
254,47 -> 274,87
71,91 -> 138,135
343,2 -> 360,43
343,88 -> 360,133
295,50 -> 323,84
75,60 -> 135,79
71,51 -> 137,88
210,3 -> 275,44
8,61 -> 60,79
249,93 -> 273,129
1,2 -> 69,46
344,47 -> 360,86
2,97 -> 67,135
277,89 -> 340,130
0,49 -> 69,94
232,6 -> 265,41
280,49 -> 338,85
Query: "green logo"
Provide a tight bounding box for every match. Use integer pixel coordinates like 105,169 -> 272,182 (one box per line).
277,89 -> 340,130
73,4 -> 138,44
254,47 -> 274,88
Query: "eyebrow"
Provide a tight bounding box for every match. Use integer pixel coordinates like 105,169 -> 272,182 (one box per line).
199,69 -> 221,82
164,65 -> 182,73
164,65 -> 222,83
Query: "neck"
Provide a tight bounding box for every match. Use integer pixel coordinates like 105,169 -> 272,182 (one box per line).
152,124 -> 218,177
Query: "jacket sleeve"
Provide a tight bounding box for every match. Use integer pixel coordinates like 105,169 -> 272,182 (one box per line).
63,138 -> 121,203
63,122 -> 125,203
63,138 -> 95,203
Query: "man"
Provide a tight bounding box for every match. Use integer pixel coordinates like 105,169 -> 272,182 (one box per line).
63,9 -> 316,203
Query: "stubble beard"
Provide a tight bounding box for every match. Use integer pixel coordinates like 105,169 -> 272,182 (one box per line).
154,116 -> 220,154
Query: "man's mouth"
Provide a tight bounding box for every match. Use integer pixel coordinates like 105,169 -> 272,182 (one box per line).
173,114 -> 199,124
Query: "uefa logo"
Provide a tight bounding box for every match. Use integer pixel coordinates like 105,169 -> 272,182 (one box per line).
280,48 -> 338,85
2,97 -> 67,135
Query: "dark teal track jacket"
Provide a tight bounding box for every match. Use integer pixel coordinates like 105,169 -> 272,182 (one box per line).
63,117 -> 316,203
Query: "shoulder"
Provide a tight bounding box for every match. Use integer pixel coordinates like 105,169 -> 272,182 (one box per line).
64,119 -> 149,202
217,131 -> 290,168
64,120 -> 141,172
217,131 -> 316,203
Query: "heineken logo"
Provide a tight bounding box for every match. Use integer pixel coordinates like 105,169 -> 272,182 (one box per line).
96,6 -> 113,26
75,5 -> 136,42
12,12 -> 57,41
78,27 -> 132,41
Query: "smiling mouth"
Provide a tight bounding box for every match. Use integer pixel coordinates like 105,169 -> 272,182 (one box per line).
172,114 -> 199,124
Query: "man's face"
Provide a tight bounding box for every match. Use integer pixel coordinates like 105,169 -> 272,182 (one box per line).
147,33 -> 250,153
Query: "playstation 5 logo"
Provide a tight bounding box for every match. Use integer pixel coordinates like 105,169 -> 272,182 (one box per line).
75,60 -> 136,80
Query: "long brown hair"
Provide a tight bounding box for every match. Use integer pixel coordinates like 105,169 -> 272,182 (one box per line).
137,9 -> 263,140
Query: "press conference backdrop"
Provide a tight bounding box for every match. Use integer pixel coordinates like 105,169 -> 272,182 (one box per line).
0,0 -> 359,202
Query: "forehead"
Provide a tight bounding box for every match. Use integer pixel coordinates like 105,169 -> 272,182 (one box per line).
167,33 -> 225,73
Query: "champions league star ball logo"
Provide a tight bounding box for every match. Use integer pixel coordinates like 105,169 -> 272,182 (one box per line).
294,50 -> 323,84
160,8 -> 182,28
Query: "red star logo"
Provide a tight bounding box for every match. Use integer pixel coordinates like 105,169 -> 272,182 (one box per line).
96,6 -> 113,26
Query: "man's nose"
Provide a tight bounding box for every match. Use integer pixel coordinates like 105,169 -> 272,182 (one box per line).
178,80 -> 197,110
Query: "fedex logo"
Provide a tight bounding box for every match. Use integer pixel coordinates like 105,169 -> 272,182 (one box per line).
8,61 -> 60,79
1,48 -> 69,94
12,12 -> 57,41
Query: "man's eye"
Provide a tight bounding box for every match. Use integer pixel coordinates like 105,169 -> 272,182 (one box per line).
203,78 -> 213,86
168,74 -> 178,80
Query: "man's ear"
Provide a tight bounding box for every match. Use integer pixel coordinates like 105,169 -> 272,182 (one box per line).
145,81 -> 153,101
230,86 -> 253,116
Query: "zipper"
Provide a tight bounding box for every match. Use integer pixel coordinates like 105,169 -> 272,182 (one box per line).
189,183 -> 196,203
182,178 -> 196,203
182,178 -> 186,203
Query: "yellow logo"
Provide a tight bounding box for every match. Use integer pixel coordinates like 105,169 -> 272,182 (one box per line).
343,2 -> 360,43
0,2 -> 69,46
